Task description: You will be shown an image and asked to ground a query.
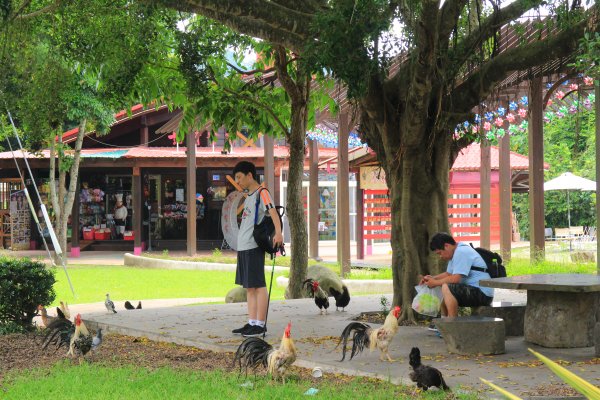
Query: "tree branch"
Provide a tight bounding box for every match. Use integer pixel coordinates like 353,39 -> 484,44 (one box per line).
438,0 -> 469,43
156,0 -> 313,51
226,61 -> 277,75
448,0 -> 546,72
14,0 -> 61,20
448,15 -> 595,115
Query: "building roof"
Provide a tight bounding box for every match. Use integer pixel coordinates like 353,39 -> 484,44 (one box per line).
451,142 -> 549,171
0,146 -> 339,161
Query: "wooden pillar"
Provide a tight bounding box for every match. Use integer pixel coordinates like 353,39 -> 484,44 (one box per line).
264,134 -> 275,193
132,167 -> 143,255
528,76 -> 545,260
308,139 -> 320,260
186,132 -> 197,256
499,133 -> 512,261
356,177 -> 364,260
480,139 -> 491,248
337,111 -> 351,276
140,116 -> 149,146
596,82 -> 600,275
70,177 -> 80,257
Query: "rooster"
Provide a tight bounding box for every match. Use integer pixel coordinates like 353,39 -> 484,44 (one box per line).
233,322 -> 297,383
42,310 -> 74,351
338,306 -> 401,362
408,347 -> 450,391
67,314 -> 93,357
303,279 -> 329,314
307,265 -> 350,311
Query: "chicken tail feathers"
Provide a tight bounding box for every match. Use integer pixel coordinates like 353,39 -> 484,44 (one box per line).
233,337 -> 273,374
337,322 -> 370,361
334,286 -> 351,309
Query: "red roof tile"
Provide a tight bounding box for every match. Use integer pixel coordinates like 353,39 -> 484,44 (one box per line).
451,142 -> 548,171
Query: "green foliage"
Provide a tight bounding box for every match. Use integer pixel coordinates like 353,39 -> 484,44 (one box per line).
510,106 -> 596,238
379,295 -> 390,316
211,248 -> 222,258
303,0 -> 397,98
0,256 -> 56,330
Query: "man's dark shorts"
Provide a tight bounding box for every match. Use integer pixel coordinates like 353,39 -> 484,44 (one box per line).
447,283 -> 493,307
236,247 -> 266,288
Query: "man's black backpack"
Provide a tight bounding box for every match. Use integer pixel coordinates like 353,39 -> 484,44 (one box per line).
469,244 -> 506,278
253,188 -> 286,258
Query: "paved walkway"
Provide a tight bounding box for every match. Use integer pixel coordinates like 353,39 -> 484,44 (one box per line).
71,292 -> 599,397
9,247 -> 599,395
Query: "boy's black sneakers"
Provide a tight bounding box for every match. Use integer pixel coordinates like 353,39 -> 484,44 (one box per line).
242,325 -> 267,337
232,323 -> 252,335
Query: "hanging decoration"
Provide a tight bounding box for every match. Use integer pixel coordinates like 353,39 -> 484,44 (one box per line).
454,75 -> 597,141
306,125 -> 366,148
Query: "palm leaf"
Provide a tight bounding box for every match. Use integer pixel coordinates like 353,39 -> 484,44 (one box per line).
479,378 -> 522,400
528,349 -> 600,400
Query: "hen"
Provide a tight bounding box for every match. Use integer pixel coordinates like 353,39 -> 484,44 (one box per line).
233,322 -> 297,383
59,301 -> 71,319
303,279 -> 329,314
338,306 -> 401,362
124,301 -> 135,310
136,301 -> 142,309
408,347 -> 450,391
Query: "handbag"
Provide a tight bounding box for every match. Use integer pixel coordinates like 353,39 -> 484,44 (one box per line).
253,188 -> 285,256
411,285 -> 443,317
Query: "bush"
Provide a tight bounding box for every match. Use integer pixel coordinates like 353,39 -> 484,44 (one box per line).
0,256 -> 56,331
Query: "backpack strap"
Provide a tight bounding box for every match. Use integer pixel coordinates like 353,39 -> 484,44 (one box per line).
471,266 -> 487,273
254,187 -> 271,225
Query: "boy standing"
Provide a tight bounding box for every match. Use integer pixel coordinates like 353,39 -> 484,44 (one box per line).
231,161 -> 283,337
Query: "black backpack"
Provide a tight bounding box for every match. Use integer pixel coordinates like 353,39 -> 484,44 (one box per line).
469,244 -> 506,278
253,188 -> 286,258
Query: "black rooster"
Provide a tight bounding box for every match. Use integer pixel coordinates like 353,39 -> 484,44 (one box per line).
408,347 -> 450,391
42,311 -> 74,351
303,279 -> 329,314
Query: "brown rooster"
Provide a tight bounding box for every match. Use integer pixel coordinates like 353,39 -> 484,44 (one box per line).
67,314 -> 93,358
338,306 -> 401,362
233,322 -> 297,383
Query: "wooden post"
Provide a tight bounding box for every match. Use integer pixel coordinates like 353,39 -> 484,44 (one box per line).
528,76 -> 545,261
337,111 -> 351,276
308,139 -> 320,260
596,82 -> 600,275
480,139 -> 491,248
186,132 -> 197,256
499,133 -> 512,261
70,177 -> 80,257
356,180 -> 364,260
132,167 -> 142,255
140,116 -> 149,146
264,134 -> 275,193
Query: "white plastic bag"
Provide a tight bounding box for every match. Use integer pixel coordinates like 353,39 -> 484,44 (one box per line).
411,285 -> 443,317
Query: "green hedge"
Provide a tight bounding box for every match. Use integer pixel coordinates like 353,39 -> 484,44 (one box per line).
0,256 -> 56,331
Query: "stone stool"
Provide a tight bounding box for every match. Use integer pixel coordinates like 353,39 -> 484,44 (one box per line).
434,316 -> 505,355
471,302 -> 526,336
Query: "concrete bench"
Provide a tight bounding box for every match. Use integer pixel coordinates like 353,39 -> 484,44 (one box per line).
434,316 -> 505,355
470,302 -> 526,337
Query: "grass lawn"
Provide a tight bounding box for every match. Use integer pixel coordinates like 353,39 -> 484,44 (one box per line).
1,363 -> 474,400
53,265 -> 287,306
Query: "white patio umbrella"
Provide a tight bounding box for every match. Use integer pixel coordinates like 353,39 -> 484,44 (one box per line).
543,172 -> 596,228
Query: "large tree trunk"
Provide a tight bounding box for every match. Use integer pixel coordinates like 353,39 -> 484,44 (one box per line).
387,135 -> 452,318
275,46 -> 310,299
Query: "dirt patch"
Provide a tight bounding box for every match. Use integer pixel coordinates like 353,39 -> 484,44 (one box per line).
0,332 -> 369,387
